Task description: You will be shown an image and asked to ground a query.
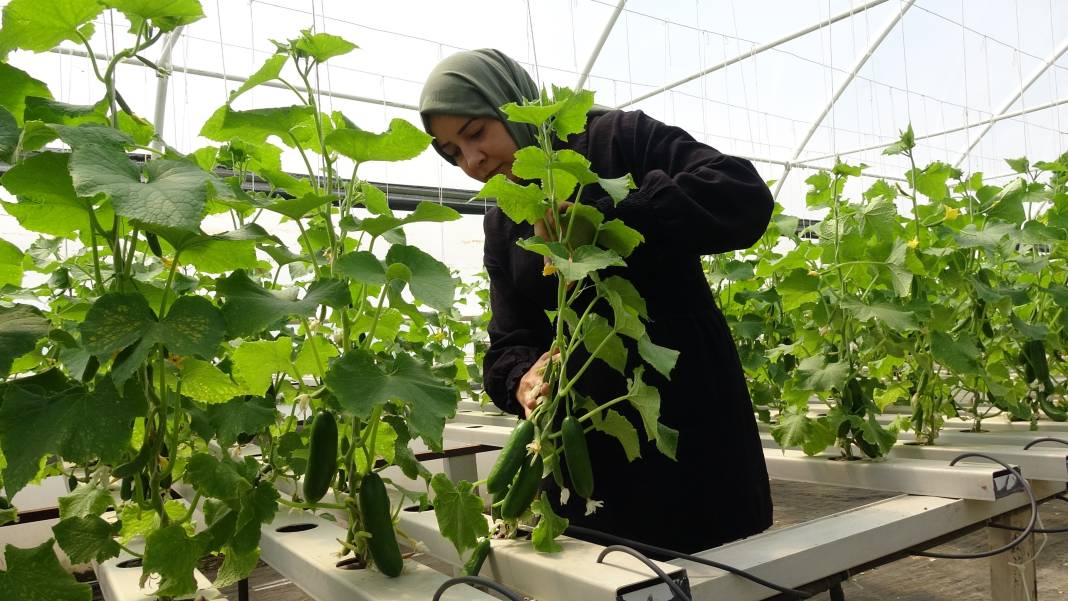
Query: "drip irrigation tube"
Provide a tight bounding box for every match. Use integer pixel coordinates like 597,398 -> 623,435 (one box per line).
912,452 -> 1038,559
432,575 -> 525,601
596,545 -> 692,601
1023,437 -> 1068,450
566,525 -> 806,597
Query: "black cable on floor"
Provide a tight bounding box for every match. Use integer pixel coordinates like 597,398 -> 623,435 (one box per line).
597,545 -> 691,601
1023,437 -> 1068,450
566,525 -> 806,598
432,575 -> 525,601
912,452 -> 1038,559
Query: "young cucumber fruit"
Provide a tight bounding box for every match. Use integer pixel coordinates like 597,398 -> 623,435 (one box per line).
359,472 -> 403,577
302,411 -> 338,503
562,417 -> 594,499
486,419 -> 535,495
500,454 -> 543,520
462,538 -> 492,576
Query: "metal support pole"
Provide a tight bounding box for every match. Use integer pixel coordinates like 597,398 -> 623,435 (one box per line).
615,0 -> 890,109
954,36 -> 1068,168
772,0 -> 916,200
803,96 -> 1068,164
49,47 -> 419,111
575,0 -> 627,90
151,27 -> 184,151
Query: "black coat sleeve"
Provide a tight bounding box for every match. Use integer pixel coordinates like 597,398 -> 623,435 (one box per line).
481,213 -> 553,416
583,110 -> 773,255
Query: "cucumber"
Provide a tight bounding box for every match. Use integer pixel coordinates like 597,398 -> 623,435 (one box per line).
462,538 -> 491,576
302,412 -> 338,503
486,420 -> 535,495
561,417 -> 594,499
359,472 -> 403,577
120,477 -> 134,501
500,454 -> 543,520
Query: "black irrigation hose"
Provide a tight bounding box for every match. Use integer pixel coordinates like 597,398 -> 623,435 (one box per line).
989,490 -> 1068,534
912,452 -> 1038,560
567,525 -> 807,598
597,545 -> 692,601
1023,437 -> 1068,450
432,575 -> 525,601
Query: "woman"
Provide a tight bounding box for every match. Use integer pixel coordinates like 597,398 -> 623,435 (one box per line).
420,48 -> 773,553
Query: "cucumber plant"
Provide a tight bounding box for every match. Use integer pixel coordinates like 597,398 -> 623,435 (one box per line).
0,4 -> 465,597
712,124 -> 1067,454
433,87 -> 681,556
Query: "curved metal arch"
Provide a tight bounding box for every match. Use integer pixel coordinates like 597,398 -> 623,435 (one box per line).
614,0 -> 891,110
772,0 -> 916,200
954,36 -> 1068,168
576,0 -> 627,90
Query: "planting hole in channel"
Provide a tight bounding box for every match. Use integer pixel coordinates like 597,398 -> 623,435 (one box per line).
116,558 -> 142,569
403,504 -> 434,512
466,425 -> 483,429
276,523 -> 318,533
335,556 -> 367,570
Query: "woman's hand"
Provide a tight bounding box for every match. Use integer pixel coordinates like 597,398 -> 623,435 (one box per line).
516,350 -> 558,418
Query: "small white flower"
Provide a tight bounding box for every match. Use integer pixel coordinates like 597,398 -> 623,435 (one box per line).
584,499 -> 604,516
295,393 -> 311,415
412,540 -> 429,554
559,487 -> 571,505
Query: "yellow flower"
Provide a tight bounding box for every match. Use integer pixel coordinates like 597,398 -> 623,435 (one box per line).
907,238 -> 919,249
807,269 -> 819,277
944,206 -> 960,221
542,263 -> 557,276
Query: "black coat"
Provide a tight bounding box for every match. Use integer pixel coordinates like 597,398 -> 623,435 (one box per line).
482,109 -> 773,553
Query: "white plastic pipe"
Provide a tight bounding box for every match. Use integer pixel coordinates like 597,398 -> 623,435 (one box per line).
575,0 -> 627,91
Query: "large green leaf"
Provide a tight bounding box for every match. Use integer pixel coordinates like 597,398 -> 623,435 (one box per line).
71,147 -> 212,234
0,0 -> 102,57
58,483 -> 113,519
52,515 -> 121,564
583,314 -> 626,374
637,334 -> 678,379
0,539 -> 91,601
336,251 -> 386,286
385,244 -> 456,311
0,304 -> 51,378
199,105 -> 316,148
178,359 -> 243,404
142,524 -> 205,597
326,118 -> 431,163
78,293 -> 156,357
931,331 -> 981,376
548,245 -> 625,281
205,396 -> 276,447
841,299 -> 918,331
0,376 -> 145,495
0,151 -> 91,238
597,219 -> 644,258
358,201 -> 460,237
531,496 -> 568,553
325,351 -> 458,450
293,31 -> 357,63
796,356 -> 849,391
216,271 -> 351,337
184,453 -> 250,501
230,54 -> 287,102
626,368 -> 663,442
231,337 -> 296,394
590,408 -> 640,461
103,0 -> 205,32
0,107 -> 17,162
159,296 -> 227,357
0,63 -> 51,124
177,225 -> 276,274
430,474 -> 488,555
475,175 -> 545,225
23,97 -> 106,126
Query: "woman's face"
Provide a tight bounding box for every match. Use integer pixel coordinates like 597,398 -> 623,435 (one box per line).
427,114 -> 519,183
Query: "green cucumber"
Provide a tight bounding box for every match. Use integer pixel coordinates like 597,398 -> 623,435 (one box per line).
487,420 -> 535,495
120,476 -> 134,501
562,417 -> 594,499
302,411 -> 338,503
500,454 -> 543,520
462,538 -> 491,576
360,472 -> 403,577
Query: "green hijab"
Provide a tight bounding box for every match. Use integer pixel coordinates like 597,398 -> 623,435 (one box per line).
419,49 -> 539,165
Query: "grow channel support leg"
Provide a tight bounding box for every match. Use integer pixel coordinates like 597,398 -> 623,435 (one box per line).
988,507 -> 1037,601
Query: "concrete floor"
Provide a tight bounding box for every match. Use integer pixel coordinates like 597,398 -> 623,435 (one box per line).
91,479 -> 1068,600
